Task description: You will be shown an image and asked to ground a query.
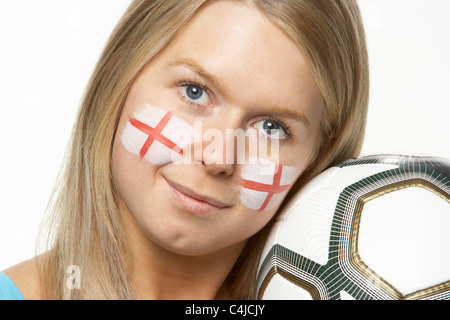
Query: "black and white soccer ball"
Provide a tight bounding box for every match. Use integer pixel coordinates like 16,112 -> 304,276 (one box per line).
257,155 -> 450,300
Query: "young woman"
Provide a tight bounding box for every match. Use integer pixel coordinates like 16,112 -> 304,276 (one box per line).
1,0 -> 369,299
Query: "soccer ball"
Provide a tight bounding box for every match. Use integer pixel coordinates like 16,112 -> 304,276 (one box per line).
257,155 -> 450,300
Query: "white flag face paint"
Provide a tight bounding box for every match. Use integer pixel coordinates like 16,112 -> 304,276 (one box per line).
239,157 -> 297,212
121,105 -> 297,213
120,104 -> 195,165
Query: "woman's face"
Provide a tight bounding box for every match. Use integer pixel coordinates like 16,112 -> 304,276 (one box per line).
112,1 -> 323,256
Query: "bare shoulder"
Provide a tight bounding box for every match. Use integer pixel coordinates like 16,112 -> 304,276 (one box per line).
2,256 -> 43,300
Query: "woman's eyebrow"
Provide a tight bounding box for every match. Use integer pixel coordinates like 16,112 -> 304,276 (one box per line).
168,58 -> 221,88
269,110 -> 310,128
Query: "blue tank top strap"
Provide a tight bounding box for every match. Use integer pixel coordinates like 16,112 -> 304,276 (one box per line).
0,272 -> 25,300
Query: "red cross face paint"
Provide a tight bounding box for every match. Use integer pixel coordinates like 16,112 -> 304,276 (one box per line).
120,104 -> 195,165
239,157 -> 297,212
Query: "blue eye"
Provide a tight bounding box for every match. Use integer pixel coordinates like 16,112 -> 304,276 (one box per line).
254,119 -> 288,139
180,83 -> 211,107
185,85 -> 203,100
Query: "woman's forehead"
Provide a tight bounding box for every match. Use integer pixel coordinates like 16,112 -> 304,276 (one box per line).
148,0 -> 323,124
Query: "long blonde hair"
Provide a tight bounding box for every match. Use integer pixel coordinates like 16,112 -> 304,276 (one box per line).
39,0 -> 369,299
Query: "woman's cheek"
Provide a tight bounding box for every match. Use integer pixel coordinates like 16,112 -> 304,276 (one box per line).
238,157 -> 298,212
120,103 -> 195,166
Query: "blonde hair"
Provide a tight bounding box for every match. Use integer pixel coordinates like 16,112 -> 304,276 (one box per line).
39,0 -> 369,299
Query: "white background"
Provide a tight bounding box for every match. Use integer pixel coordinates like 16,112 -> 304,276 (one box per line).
0,0 -> 449,270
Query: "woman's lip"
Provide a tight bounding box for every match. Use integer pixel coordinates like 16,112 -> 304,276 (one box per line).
165,178 -> 230,214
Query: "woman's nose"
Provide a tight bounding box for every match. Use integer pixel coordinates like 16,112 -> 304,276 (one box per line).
201,148 -> 235,176
202,128 -> 235,176
202,159 -> 234,176
194,124 -> 237,177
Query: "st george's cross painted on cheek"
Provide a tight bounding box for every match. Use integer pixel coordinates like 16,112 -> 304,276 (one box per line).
239,158 -> 297,212
120,104 -> 195,165
129,112 -> 183,157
